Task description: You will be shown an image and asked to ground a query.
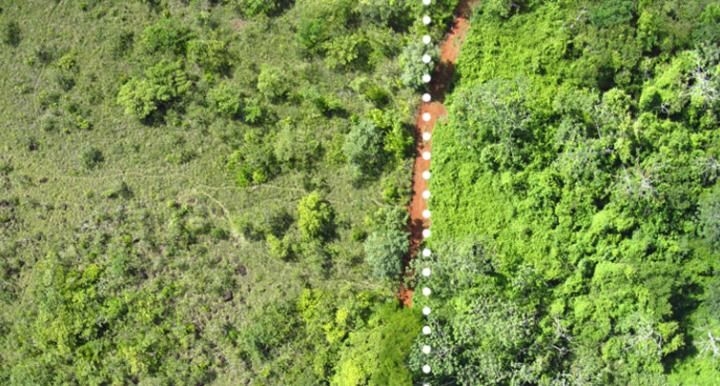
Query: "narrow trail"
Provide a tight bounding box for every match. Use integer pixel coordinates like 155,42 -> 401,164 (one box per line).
400,0 -> 477,307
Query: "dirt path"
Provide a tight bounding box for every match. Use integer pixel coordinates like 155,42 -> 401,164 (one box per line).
400,0 -> 477,307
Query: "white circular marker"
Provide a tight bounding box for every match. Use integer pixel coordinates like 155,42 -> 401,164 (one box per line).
422,209 -> 431,218
423,306 -> 432,316
423,365 -> 432,374
422,74 -> 432,83
423,35 -> 432,45
422,325 -> 432,335
422,248 -> 431,257
422,190 -> 431,200
423,384 -> 431,386
422,267 -> 431,277
422,228 -> 431,238
422,151 -> 431,160
422,93 -> 431,102
422,171 -> 431,180
422,112 -> 431,122
422,287 -> 432,296
423,0 -> 432,6
422,54 -> 432,64
422,132 -> 432,141
422,345 -> 432,354
423,15 -> 431,25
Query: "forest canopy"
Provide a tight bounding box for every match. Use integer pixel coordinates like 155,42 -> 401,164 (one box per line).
421,0 -> 720,384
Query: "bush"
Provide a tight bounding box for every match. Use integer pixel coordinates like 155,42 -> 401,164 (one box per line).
2,20 -> 21,47
139,18 -> 192,55
323,33 -> 370,70
295,0 -> 352,53
81,147 -> 104,169
187,39 -> 231,74
297,192 -> 335,241
233,0 -> 290,17
257,65 -> 290,100
700,184 -> 720,249
364,228 -> 406,280
207,82 -> 242,118
117,60 -> 192,121
364,207 -> 408,280
226,131 -> 279,186
399,42 -> 437,89
343,119 -> 386,178
354,0 -> 413,30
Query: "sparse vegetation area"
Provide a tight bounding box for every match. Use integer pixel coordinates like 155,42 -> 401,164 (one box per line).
0,0 -> 459,384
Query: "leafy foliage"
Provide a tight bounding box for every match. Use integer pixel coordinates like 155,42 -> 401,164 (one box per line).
297,191 -> 335,242
427,0 -> 720,384
139,18 -> 192,55
364,207 -> 409,280
116,60 -> 191,121
343,119 -> 386,178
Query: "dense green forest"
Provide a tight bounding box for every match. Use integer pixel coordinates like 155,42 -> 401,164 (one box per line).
421,0 -> 720,384
0,0 -> 459,384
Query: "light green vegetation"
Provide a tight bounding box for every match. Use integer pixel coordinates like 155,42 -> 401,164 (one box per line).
416,0 -> 720,384
0,0 -> 460,384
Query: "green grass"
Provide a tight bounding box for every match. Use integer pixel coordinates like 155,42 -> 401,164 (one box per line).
0,0 -> 462,383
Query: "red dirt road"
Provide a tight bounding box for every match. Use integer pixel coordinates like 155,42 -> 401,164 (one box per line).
400,0 -> 477,307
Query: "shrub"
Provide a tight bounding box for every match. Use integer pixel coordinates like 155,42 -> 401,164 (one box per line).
226,131 -> 278,186
343,119 -> 386,178
297,191 -> 335,241
234,0 -> 289,17
354,0 -> 412,30
700,184 -> 720,249
257,65 -> 290,100
363,207 -> 408,280
139,18 -> 192,55
266,234 -> 292,260
207,82 -> 242,118
323,33 -> 370,70
81,147 -> 104,169
117,60 -> 191,121
399,42 -> 436,89
2,21 -> 21,47
364,228 -> 406,280
295,0 -> 352,53
187,39 -> 231,74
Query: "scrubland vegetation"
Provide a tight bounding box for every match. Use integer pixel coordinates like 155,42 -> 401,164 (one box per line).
421,0 -> 720,384
0,0 -> 458,384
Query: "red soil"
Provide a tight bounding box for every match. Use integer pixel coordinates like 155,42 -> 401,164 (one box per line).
400,0 -> 478,307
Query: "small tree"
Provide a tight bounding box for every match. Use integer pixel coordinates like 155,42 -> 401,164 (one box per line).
257,65 -> 290,100
81,147 -> 104,169
363,207 -> 409,280
207,82 -> 242,118
297,192 -> 335,241
399,42 -> 436,89
187,39 -> 231,74
364,228 -> 406,280
117,60 -> 191,121
2,21 -> 21,47
139,18 -> 192,55
234,0 -> 289,17
295,0 -> 351,53
700,184 -> 720,248
343,119 -> 386,178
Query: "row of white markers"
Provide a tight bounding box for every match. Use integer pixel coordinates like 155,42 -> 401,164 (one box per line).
420,0 -> 433,383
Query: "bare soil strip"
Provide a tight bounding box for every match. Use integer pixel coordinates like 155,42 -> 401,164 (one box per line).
401,0 -> 477,307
